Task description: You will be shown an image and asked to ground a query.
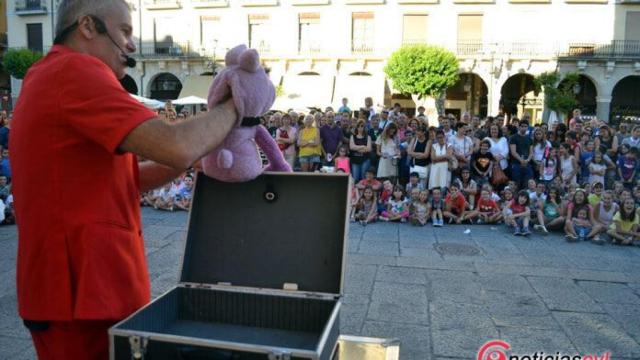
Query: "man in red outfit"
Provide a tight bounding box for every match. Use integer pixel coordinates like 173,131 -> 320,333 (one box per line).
10,1 -> 237,358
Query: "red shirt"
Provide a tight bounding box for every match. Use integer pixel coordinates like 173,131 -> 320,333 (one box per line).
477,198 -> 499,214
510,200 -> 527,215
445,193 -> 466,214
11,45 -> 156,321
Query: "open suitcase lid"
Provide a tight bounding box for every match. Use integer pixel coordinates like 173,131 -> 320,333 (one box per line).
179,172 -> 350,297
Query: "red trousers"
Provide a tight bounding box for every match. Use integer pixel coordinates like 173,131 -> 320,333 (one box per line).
29,320 -> 116,360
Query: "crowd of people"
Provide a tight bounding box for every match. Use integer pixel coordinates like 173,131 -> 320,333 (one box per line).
262,98 -> 640,246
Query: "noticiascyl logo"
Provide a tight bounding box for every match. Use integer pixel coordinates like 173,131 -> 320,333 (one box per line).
478,340 -> 511,360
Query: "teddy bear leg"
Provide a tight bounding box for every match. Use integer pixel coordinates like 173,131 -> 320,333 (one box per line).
217,149 -> 234,169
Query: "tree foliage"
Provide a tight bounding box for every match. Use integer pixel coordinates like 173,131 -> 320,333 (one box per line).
3,49 -> 43,80
384,45 -> 460,100
534,71 -> 580,116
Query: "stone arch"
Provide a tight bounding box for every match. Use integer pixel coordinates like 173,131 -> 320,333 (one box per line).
148,72 -> 182,100
446,72 -> 489,117
500,73 -> 537,118
558,74 -> 598,116
611,75 -> 640,122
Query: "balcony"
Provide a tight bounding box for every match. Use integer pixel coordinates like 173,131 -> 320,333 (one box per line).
191,0 -> 228,7
455,41 -> 557,59
145,0 -> 181,9
137,41 -> 206,58
558,40 -> 640,60
298,40 -> 322,56
15,0 -> 47,15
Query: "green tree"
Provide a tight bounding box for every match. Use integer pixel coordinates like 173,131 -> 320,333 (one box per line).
3,48 -> 43,80
534,71 -> 579,122
384,45 -> 459,116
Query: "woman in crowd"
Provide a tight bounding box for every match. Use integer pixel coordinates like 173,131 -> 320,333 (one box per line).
276,113 -> 298,169
485,124 -> 510,173
407,125 -> 430,187
376,123 -> 400,182
564,189 -> 602,242
429,130 -> 452,191
349,119 -> 372,182
297,114 -> 322,172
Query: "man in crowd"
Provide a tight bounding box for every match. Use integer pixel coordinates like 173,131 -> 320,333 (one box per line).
320,112 -> 343,164
10,0 -> 238,358
509,121 -> 534,189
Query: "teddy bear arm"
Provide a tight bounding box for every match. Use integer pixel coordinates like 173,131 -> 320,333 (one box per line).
254,125 -> 292,172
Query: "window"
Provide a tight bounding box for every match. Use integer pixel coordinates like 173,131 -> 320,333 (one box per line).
154,18 -> 176,55
201,16 -> 221,52
352,12 -> 374,53
249,14 -> 271,53
26,23 -> 43,53
402,14 -> 428,45
457,14 -> 483,54
626,12 -> 640,41
299,13 -> 321,54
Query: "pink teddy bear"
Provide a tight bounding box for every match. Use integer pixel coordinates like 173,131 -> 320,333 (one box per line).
202,44 -> 292,182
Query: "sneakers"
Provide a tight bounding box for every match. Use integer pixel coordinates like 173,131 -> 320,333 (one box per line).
521,227 -> 531,236
476,219 -> 484,225
514,226 -> 522,236
565,234 -> 578,242
433,219 -> 443,227
533,224 -> 543,231
591,235 -> 604,245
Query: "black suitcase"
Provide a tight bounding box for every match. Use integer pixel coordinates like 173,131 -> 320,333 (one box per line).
110,173 -> 350,360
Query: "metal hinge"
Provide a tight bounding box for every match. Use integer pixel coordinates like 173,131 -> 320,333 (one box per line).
129,335 -> 149,360
268,350 -> 291,360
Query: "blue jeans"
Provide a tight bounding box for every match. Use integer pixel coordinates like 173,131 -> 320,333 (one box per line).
511,161 -> 533,189
351,159 -> 371,183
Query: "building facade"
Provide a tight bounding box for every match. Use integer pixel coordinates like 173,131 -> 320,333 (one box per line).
5,0 -> 640,122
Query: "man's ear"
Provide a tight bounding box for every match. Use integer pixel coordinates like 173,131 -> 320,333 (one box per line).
77,15 -> 98,40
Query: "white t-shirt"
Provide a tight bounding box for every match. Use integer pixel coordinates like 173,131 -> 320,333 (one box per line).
533,141 -> 552,162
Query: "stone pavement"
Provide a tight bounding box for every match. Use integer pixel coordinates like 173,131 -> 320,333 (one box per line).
2,208 -> 640,359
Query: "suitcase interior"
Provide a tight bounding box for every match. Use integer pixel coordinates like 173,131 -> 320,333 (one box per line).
115,286 -> 337,351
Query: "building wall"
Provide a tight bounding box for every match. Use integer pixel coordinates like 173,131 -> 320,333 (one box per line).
5,0 -> 640,120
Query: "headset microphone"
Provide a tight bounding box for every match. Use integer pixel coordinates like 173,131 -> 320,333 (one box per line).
94,17 -> 137,68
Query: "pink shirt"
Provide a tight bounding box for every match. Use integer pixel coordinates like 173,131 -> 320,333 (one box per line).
336,157 -> 350,173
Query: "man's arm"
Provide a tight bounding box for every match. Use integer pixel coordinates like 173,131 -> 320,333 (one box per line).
119,100 -> 236,170
137,161 -> 185,193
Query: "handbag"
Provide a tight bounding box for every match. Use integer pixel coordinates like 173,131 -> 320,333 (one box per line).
491,163 -> 509,186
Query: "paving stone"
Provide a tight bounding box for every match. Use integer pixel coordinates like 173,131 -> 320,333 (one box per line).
344,264 -> 377,295
474,263 -> 571,278
577,281 -> 640,305
400,237 -> 437,249
340,301 -> 367,335
498,327 -> 578,355
0,294 -> 29,338
348,254 -> 397,266
0,335 -> 34,359
397,256 -> 476,271
601,303 -> 640,343
569,269 -> 632,283
357,240 -> 399,256
485,291 -> 559,330
367,282 -> 429,324
0,269 -> 15,298
376,265 -> 429,285
527,276 -> 604,313
553,312 -> 640,358
477,273 -> 536,294
427,270 -> 486,305
361,321 -> 431,360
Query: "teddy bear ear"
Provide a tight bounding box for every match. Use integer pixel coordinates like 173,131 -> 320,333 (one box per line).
239,48 -> 260,73
225,44 -> 248,66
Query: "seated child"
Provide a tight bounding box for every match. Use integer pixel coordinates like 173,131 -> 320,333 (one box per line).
505,190 -> 531,236
608,198 -> 640,245
443,183 -> 468,224
466,189 -> 502,224
353,186 -> 378,225
431,187 -> 445,227
410,190 -> 430,226
380,185 -> 410,222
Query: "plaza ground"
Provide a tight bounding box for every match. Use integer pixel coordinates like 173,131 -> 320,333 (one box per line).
2,208 -> 640,359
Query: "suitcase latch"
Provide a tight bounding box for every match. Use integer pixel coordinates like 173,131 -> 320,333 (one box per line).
268,350 -> 291,360
129,335 -> 149,360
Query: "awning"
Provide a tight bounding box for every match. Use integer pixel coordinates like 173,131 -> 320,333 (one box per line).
130,94 -> 165,109
173,96 -> 207,105
179,75 -> 213,99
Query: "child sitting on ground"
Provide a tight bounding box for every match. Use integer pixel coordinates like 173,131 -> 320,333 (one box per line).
380,185 -> 409,222
444,183 -> 468,224
410,190 -> 430,226
506,190 -> 531,236
353,186 -> 378,226
608,198 -> 640,245
431,187 -> 445,227
466,189 -> 502,224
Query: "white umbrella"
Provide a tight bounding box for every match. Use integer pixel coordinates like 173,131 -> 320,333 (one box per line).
172,96 -> 207,105
130,94 -> 165,109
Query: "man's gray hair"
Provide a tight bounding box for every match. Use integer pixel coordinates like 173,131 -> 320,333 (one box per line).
55,0 -> 130,42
